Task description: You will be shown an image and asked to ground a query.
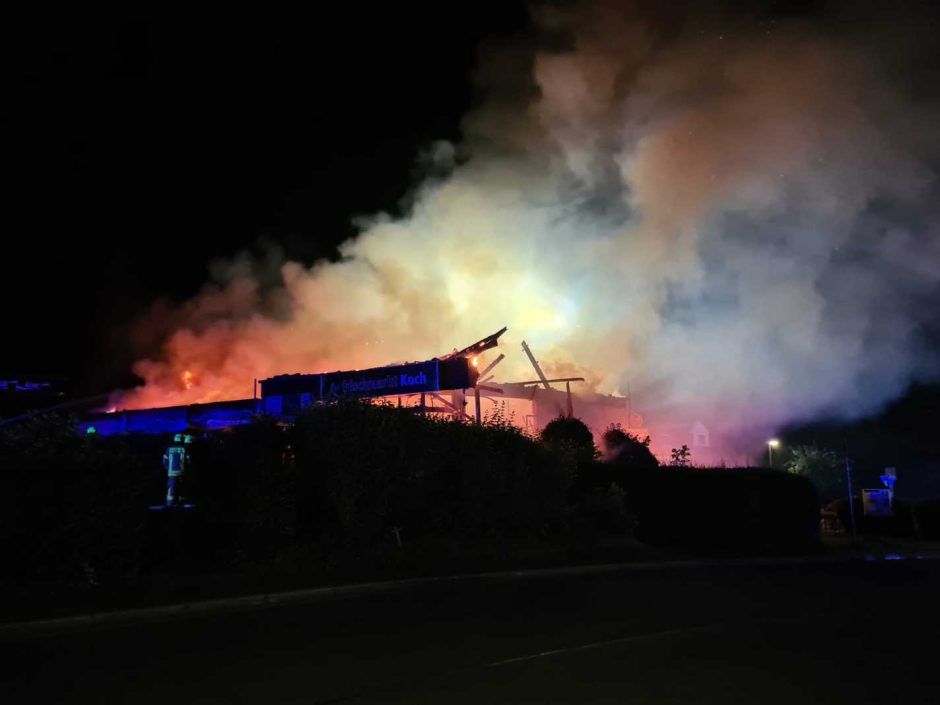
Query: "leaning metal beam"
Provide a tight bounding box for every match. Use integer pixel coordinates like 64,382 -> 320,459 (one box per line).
520,340 -> 551,390
477,353 -> 505,380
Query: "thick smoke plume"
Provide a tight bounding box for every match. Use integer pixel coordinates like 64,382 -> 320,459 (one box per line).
119,2 -> 940,452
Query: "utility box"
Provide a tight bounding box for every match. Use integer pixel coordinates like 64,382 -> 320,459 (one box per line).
862,489 -> 893,517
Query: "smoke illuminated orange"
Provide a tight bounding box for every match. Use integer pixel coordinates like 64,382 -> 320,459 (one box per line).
112,4 -> 939,462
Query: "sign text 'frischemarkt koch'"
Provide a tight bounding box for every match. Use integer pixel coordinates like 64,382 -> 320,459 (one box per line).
320,360 -> 439,397
257,357 -> 477,416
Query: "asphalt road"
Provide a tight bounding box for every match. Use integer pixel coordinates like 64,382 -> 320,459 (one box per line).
3,559 -> 939,704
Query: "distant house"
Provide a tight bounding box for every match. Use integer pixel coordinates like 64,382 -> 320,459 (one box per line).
691,421 -> 710,448
1,379 -> 52,393
0,375 -> 68,418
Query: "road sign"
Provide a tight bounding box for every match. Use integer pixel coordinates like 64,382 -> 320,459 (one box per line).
880,466 -> 897,490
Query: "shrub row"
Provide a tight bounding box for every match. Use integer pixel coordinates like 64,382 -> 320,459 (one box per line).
620,466 -> 821,553
2,407 -> 830,591
0,404 -> 577,585
0,415 -> 164,587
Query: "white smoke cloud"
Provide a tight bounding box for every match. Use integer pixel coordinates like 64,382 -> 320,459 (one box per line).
119,1 -> 940,451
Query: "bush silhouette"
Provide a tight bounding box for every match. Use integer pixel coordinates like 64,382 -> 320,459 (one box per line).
602,425 -> 658,469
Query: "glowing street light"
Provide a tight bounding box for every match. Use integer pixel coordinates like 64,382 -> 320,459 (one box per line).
767,438 -> 781,468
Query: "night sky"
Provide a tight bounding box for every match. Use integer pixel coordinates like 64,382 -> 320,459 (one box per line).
1,6 -> 528,392
2,1 -> 936,403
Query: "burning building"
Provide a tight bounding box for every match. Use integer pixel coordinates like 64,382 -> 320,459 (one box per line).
80,327 -> 680,456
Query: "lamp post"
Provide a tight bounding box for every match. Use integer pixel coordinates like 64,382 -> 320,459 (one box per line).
767,438 -> 781,468
844,439 -> 857,541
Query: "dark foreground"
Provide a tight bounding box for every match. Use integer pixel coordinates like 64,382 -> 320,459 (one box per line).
3,559 -> 938,704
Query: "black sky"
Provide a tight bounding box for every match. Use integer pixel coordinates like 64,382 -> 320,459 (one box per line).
1,7 -> 529,392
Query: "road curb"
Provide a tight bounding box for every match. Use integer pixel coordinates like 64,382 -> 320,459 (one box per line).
2,552 -> 934,638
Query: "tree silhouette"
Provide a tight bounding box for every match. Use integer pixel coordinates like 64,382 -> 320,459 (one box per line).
540,416 -> 597,458
784,445 -> 842,502
670,445 -> 692,467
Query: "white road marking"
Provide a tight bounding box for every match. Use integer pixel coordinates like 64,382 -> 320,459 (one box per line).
486,623 -> 723,667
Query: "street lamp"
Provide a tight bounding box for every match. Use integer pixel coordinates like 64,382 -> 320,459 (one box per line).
767,438 -> 781,468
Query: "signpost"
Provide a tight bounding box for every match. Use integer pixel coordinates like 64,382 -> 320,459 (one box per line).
843,442 -> 857,539
880,467 -> 897,492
